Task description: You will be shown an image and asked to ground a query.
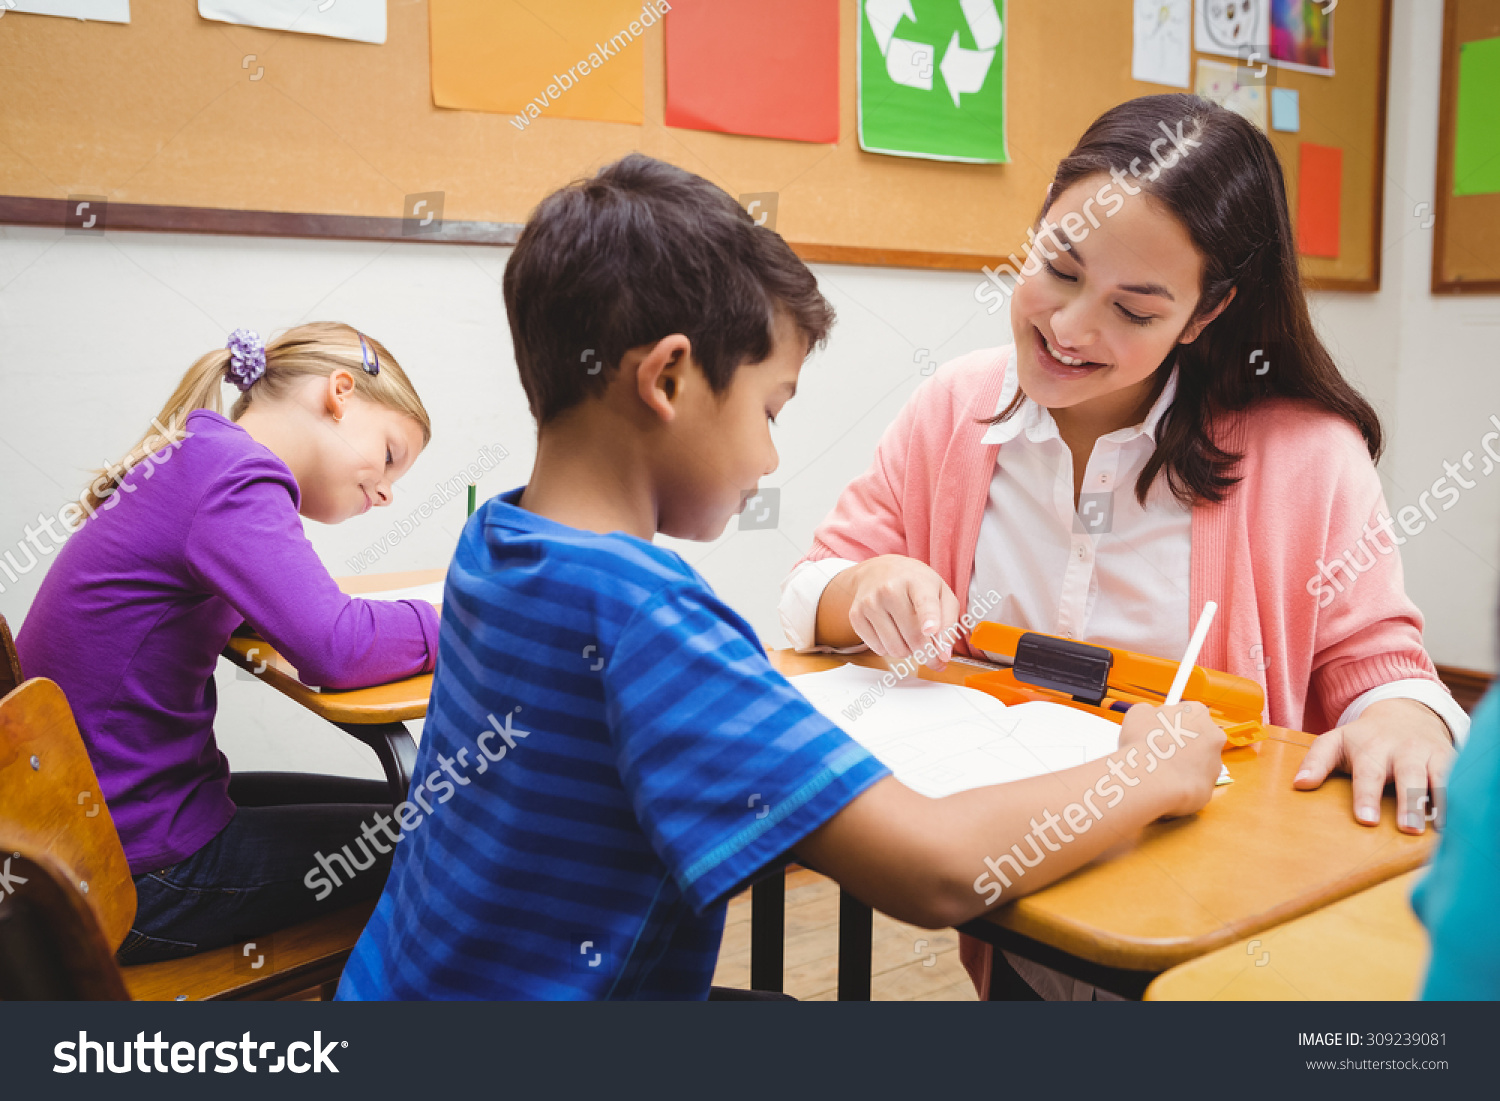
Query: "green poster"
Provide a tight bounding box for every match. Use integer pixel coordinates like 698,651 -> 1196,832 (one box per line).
1454,36 -> 1500,197
858,0 -> 1008,163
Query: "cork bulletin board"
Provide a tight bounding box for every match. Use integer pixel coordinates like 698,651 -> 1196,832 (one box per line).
1433,0 -> 1500,294
0,0 -> 1389,288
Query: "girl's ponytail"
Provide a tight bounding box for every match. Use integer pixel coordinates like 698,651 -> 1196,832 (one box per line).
80,347 -> 232,514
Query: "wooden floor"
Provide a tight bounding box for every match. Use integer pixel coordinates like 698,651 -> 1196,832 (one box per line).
711,867 -> 978,1001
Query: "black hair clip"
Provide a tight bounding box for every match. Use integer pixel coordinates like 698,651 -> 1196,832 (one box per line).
357,333 -> 380,377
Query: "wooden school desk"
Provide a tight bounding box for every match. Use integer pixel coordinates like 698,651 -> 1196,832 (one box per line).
227,602 -> 1435,1001
1143,869 -> 1430,1001
221,568 -> 443,804
766,651 -> 1437,1000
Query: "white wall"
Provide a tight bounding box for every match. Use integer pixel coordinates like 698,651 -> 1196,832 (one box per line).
1375,0 -> 1500,671
1298,0 -> 1500,673
1,0 -> 1494,779
0,228 -> 1013,777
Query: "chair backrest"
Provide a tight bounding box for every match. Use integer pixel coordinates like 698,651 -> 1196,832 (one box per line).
0,613 -> 22,698
0,678 -> 135,950
0,842 -> 129,1000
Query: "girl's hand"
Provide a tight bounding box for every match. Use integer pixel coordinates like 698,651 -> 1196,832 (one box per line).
1116,701 -> 1227,819
839,555 -> 961,668
1293,698 -> 1456,834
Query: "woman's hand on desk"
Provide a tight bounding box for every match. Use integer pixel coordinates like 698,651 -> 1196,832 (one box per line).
815,554 -> 960,668
1293,699 -> 1456,834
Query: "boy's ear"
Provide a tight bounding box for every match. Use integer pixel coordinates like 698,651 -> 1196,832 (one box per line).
1179,286 -> 1237,345
633,334 -> 694,423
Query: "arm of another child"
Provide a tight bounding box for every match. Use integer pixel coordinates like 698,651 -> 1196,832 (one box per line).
793,701 -> 1226,929
187,458 -> 440,688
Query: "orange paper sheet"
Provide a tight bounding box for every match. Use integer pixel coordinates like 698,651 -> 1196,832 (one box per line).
1297,142 -> 1342,259
430,0 -> 664,125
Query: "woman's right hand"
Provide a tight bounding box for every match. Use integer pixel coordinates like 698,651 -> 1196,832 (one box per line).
824,554 -> 962,667
1116,701 -> 1227,819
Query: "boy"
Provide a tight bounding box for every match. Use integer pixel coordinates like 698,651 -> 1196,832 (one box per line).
337,154 -> 1225,1000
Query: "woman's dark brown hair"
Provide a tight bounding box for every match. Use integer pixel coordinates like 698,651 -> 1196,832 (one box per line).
994,93 -> 1382,506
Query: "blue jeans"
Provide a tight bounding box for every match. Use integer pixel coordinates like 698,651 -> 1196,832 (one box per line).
116,774 -> 393,965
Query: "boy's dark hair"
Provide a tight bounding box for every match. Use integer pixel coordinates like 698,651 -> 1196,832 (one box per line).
503,153 -> 835,424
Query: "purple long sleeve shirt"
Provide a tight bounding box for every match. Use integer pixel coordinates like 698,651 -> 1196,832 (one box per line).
17,410 -> 440,874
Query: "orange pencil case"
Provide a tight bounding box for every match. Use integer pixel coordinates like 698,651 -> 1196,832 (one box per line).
962,622 -> 1268,747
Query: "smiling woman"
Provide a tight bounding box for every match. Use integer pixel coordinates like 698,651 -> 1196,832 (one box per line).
992,93 -> 1381,508
781,93 -> 1468,1001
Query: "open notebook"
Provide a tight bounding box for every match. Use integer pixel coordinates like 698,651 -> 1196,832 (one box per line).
792,665 -> 1232,796
791,665 -> 1122,799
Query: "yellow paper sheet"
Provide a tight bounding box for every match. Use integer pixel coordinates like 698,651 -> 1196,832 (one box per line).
429,0 -> 657,125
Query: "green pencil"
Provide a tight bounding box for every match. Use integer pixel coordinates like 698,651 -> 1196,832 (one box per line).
467,484 -> 476,517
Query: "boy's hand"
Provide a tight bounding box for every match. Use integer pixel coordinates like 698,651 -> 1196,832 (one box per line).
840,555 -> 961,667
1117,701 -> 1227,819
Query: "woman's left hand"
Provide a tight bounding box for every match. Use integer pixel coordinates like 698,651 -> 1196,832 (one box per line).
1293,698 -> 1456,834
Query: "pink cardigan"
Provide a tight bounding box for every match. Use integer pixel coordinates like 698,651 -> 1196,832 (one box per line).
797,345 -> 1444,735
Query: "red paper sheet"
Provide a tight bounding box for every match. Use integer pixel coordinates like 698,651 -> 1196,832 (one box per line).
664,0 -> 839,144
1297,143 -> 1343,259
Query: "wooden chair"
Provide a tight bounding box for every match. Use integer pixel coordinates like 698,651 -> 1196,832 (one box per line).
0,613 -> 22,698
0,845 -> 130,1000
0,677 -> 374,1001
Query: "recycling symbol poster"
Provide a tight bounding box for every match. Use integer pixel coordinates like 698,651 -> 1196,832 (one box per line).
858,0 -> 1008,163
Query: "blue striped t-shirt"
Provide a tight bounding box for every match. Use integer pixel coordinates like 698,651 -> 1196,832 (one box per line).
337,488 -> 888,1000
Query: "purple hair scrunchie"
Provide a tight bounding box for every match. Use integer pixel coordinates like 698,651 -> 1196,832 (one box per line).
225,328 -> 267,392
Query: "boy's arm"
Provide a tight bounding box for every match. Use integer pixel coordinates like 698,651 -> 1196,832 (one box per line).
793,701 -> 1226,929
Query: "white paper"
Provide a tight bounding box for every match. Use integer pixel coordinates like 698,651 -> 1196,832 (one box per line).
792,666 -> 1120,798
1193,0 -> 1270,60
2,0 -> 129,21
197,0 -> 385,45
1194,57 -> 1267,131
1133,0 -> 1191,88
356,581 -> 444,605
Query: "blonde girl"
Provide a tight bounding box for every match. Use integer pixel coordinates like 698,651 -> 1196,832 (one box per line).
19,322 -> 440,963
